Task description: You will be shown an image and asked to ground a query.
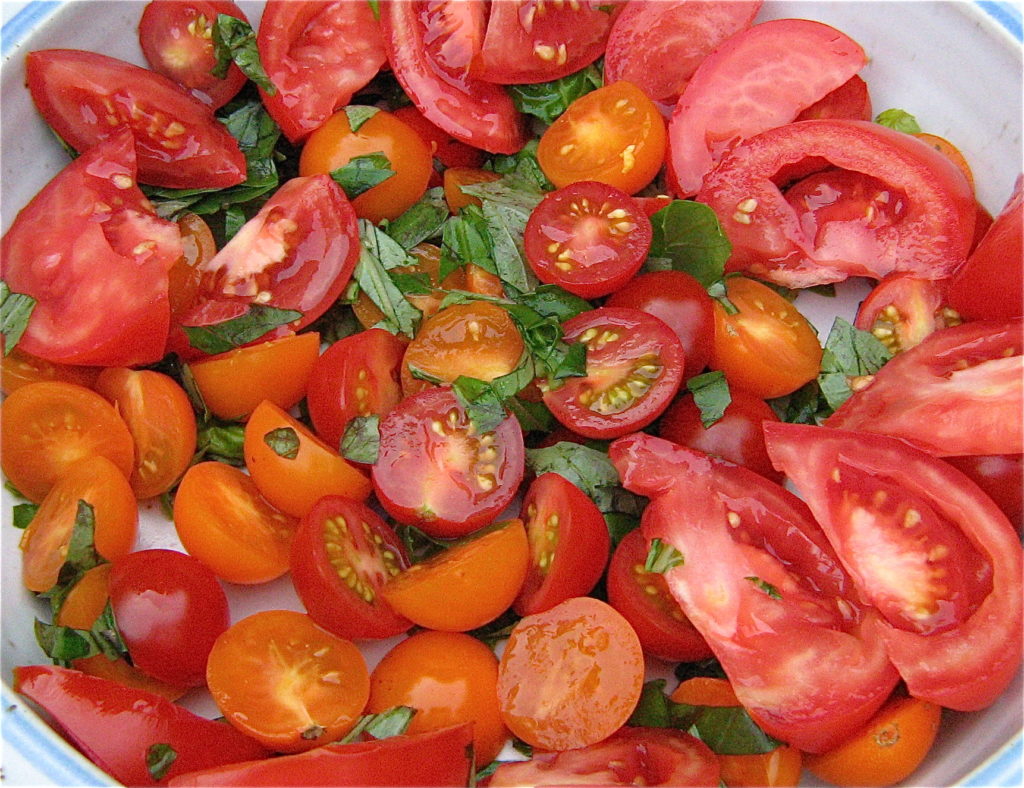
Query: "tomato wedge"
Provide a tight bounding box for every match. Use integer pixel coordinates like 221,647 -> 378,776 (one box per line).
854,274 -> 955,354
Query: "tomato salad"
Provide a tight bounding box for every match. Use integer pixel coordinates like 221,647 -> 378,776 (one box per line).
1,1 -> 1022,787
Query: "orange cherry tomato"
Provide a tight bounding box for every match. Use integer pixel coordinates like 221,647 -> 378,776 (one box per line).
206,609 -> 370,753
537,80 -> 667,195
55,564 -> 185,701
173,461 -> 298,584
94,367 -> 197,499
914,132 -> 975,192
496,595 -> 645,752
804,695 -> 942,787
168,213 -> 217,321
187,332 -> 320,421
719,746 -> 803,788
443,167 -> 501,214
1,348 -> 101,394
670,676 -> 741,708
20,455 -> 137,593
299,107 -> 433,223
710,276 -> 823,399
368,630 -> 508,764
244,399 -> 371,517
1,381 -> 135,503
381,519 -> 529,632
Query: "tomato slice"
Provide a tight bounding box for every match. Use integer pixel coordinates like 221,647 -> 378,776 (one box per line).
609,432 -> 900,753
825,319 -> 1023,457
474,0 -> 611,84
371,386 -> 525,537
257,0 -> 387,143
12,665 -> 268,787
206,609 -> 370,753
26,49 -> 245,189
524,181 -> 653,298
1,129 -> 179,367
1,349 -> 101,395
697,119 -> 977,288
138,0 -> 249,109
380,0 -> 527,155
513,472 -> 610,616
853,273 -> 956,354
542,307 -> 685,439
666,19 -> 866,197
289,495 -> 412,641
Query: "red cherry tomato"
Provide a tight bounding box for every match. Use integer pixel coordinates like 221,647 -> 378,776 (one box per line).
854,273 -> 956,354
392,105 -> 487,170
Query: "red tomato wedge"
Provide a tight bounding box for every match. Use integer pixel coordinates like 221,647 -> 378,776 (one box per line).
257,0 -> 387,143
1,129 -> 179,367
698,120 -> 977,288
666,19 -> 866,197
25,49 -> 245,189
380,0 -> 527,154
795,75 -> 873,122
763,423 -> 1023,711
825,319 -> 1023,457
13,665 -> 268,787
610,433 -> 899,753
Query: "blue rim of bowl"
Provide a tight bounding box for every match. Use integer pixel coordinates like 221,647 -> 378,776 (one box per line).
1,1 -> 1022,785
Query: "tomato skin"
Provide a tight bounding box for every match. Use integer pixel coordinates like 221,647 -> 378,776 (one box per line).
1,129 -> 179,367
1,349 -> 101,395
257,0 -> 386,143
108,549 -> 231,689
717,746 -> 803,788
944,454 -> 1023,528
854,274 -> 956,354
392,105 -> 487,170
26,49 -> 245,189
290,495 -> 412,641
795,75 -> 873,122
13,665 -> 269,787
764,423 -> 1023,711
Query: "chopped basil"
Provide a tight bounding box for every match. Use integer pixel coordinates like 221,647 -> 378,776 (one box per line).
395,523 -> 450,565
211,14 -> 276,93
146,743 -> 178,781
745,576 -> 783,600
875,107 -> 922,134
644,538 -> 684,573
195,420 -> 247,466
768,380 -> 832,425
361,220 -> 416,270
39,501 -> 106,615
182,305 -> 302,355
817,317 -> 893,410
627,679 -> 699,729
508,63 -> 603,125
489,139 -> 554,191
644,201 -> 732,287
90,600 -> 130,661
705,278 -> 739,315
603,511 -> 640,547
340,415 -> 381,465
505,396 -> 556,434
344,105 -> 380,133
384,187 -> 449,249
34,620 -> 98,665
524,441 -> 645,516
263,427 -> 300,459
11,503 -> 37,529
515,284 -> 592,323
450,350 -> 537,433
0,281 -> 36,355
367,0 -> 380,20
354,221 -> 422,338
439,207 -> 500,282
331,152 -> 396,200
339,706 -> 416,744
686,370 -> 732,429
223,205 -> 247,240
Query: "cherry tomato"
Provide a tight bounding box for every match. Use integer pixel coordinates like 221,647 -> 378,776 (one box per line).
108,548 -> 230,689
670,677 -> 740,707
188,332 -> 320,421
299,108 -> 433,223
206,609 -> 370,753
542,307 -> 685,439
1,381 -> 135,503
166,212 -> 218,356
524,181 -> 653,298
174,461 -> 298,585
513,472 -> 610,616
94,367 -> 197,499
854,274 -> 956,354
606,270 -> 716,379
709,276 -> 823,399
804,695 -> 942,787
244,399 -> 371,518
381,519 -> 529,632
20,456 -> 137,594
1,349 -> 101,395
442,166 -> 501,214
26,50 -> 245,189
138,0 -> 249,109
914,132 -> 975,191
368,630 -> 508,764
496,596 -> 645,751
372,387 -> 525,538
795,75 -> 873,121
718,747 -> 803,788
606,528 -> 713,663
392,104 -> 487,170
538,81 -> 667,194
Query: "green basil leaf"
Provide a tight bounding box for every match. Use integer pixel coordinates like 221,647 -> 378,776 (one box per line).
645,201 -> 732,287
221,99 -> 281,160
212,14 -> 275,93
525,441 -> 638,514
146,743 -> 178,781
489,139 -> 554,191
768,380 -> 832,425
354,222 -> 422,338
183,305 -> 302,355
875,107 -> 922,134
515,284 -> 592,323
505,396 -> 556,434
264,426 -> 300,459
344,105 -> 380,133
90,599 -> 130,661
745,576 -> 783,600
34,619 -> 100,665
39,501 -> 105,615
627,679 -> 701,730
690,705 -> 784,755
12,502 -> 38,529
384,187 -> 450,249
686,370 -> 732,429
389,271 -> 433,296
451,377 -> 509,435
439,207 -> 498,282
644,538 -> 684,573
340,705 -> 416,744
0,281 -> 36,355
195,420 -> 246,466
508,63 -> 603,125
331,152 -> 396,200
362,219 -> 416,270
367,0 -> 381,20
817,317 -> 892,410
395,523 -> 450,565
340,415 -> 381,465
223,205 -> 247,240
604,511 -> 640,547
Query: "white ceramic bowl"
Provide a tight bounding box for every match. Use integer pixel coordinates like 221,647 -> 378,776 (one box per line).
1,1 -> 1021,785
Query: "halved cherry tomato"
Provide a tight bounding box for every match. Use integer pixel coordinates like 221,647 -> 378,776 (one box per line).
804,695 -> 942,787
0,349 -> 101,395
393,104 -> 487,171
368,630 -> 508,763
372,388 -> 525,538
244,399 -> 371,518
109,548 -> 230,689
257,0 -> 386,143
290,495 -> 411,641
513,472 -> 610,616
854,274 -> 957,354
206,609 -> 370,753
306,328 -> 406,451
718,747 -> 803,788
20,455 -> 137,593
94,367 -> 196,499
496,596 -> 645,751
606,528 -> 713,663
166,212 -> 218,356
709,276 -> 823,399
381,519 -> 529,632
138,0 -> 249,109
299,108 -> 433,223
188,332 -> 320,421
26,49 -> 245,188
524,181 -> 653,298
174,461 -> 298,584
914,132 -> 975,191
670,677 -> 740,708
443,166 -> 501,214
542,307 -> 685,439
538,81 -> 666,194
1,381 -> 135,503
795,75 -> 873,122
